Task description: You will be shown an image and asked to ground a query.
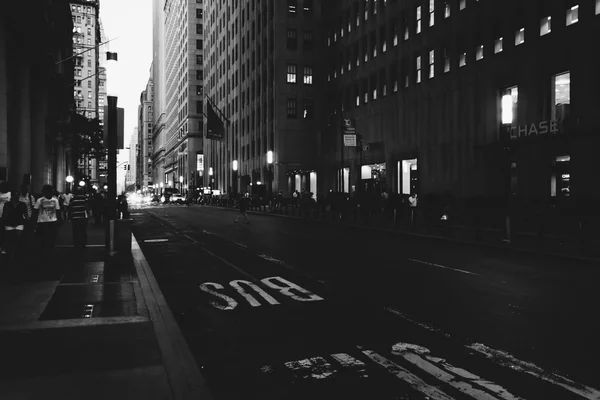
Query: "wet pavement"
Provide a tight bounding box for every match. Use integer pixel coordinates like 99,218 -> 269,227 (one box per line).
129,203 -> 600,400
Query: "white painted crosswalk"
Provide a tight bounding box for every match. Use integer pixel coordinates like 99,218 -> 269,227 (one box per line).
258,340 -> 600,400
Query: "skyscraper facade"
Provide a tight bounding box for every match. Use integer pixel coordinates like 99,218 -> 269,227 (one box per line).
137,76 -> 154,191
151,0 -> 167,189
203,0 -> 325,197
158,0 -> 204,194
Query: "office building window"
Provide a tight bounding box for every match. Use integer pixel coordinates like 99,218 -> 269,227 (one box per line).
196,70 -> 203,80
444,2 -> 450,18
197,85 -> 203,96
287,28 -> 297,49
88,101 -> 91,108
596,0 -> 600,15
501,86 -> 518,125
428,50 -> 434,78
88,81 -> 92,88
303,66 -> 313,84
416,55 -> 422,83
287,64 -> 297,83
475,45 -> 484,60
88,91 -> 92,98
196,9 -> 203,18
303,30 -> 313,50
416,6 -> 422,34
443,48 -> 450,72
552,72 -> 570,120
288,0 -> 297,14
303,99 -> 313,119
196,54 -> 203,64
304,0 -> 312,13
494,37 -> 503,53
287,98 -> 297,118
196,24 -> 203,34
196,39 -> 203,49
459,0 -> 466,10
540,16 -> 551,36
515,28 -> 525,46
429,0 -> 435,26
566,5 -> 579,25
459,52 -> 466,67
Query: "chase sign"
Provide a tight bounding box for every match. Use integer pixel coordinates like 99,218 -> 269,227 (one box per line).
507,119 -> 559,140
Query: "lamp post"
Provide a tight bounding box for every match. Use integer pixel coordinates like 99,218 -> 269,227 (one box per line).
232,160 -> 238,197
266,150 -> 273,199
66,175 -> 74,192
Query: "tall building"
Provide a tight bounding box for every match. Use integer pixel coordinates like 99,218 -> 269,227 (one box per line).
0,1 -> 74,192
322,0 -> 600,207
155,0 -> 204,194
137,76 -> 154,192
127,129 -> 138,192
70,0 -> 104,188
151,0 -> 167,188
203,0 -> 325,197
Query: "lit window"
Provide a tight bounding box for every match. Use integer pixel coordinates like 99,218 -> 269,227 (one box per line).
475,45 -> 483,60
515,28 -> 525,46
288,0 -> 297,13
416,6 -> 422,34
540,16 -> 551,36
348,61 -> 352,71
444,2 -> 451,18
597,0 -> 600,15
404,25 -> 409,40
287,64 -> 297,83
428,50 -> 434,78
349,21 -> 352,33
443,48 -> 450,72
459,0 -> 466,10
393,25 -> 398,46
416,56 -> 422,83
405,75 -> 409,88
459,52 -> 466,67
373,87 -> 377,100
429,0 -> 435,26
501,86 -> 518,125
303,66 -> 313,84
566,5 -> 579,25
552,72 -> 570,120
494,37 -> 503,53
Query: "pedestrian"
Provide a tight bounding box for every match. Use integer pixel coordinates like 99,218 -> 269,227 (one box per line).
60,190 -> 73,220
1,189 -> 28,260
33,184 -> 61,248
0,181 -> 11,255
117,194 -> 130,219
19,183 -> 36,246
70,187 -> 89,248
234,192 -> 250,224
55,189 -> 64,222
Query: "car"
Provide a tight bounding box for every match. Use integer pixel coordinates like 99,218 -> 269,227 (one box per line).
169,192 -> 187,204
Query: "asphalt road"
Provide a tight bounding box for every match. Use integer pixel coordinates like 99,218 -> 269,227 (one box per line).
130,203 -> 600,400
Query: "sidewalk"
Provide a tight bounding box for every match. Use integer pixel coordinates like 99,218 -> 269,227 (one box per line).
206,203 -> 600,262
0,220 -> 213,400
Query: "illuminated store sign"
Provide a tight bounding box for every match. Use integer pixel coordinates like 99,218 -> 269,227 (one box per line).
507,120 -> 559,140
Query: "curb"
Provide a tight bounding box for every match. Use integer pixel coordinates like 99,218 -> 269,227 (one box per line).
205,205 -> 600,264
131,234 -> 215,400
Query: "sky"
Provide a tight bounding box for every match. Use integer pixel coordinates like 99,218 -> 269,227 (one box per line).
99,0 -> 153,160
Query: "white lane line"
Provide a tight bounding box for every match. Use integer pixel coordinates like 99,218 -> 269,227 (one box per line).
467,343 -> 600,400
144,238 -> 169,243
184,234 -> 198,244
408,258 -> 479,276
234,242 -> 248,248
359,347 -> 456,400
392,343 -> 522,400
384,306 -> 452,338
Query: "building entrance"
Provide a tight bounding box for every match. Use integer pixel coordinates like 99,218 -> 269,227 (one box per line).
398,159 -> 418,195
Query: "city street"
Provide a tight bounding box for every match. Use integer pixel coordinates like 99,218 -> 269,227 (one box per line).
130,203 -> 600,400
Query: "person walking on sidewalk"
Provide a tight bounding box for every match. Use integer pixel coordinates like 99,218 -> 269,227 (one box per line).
60,190 -> 73,221
19,183 -> 36,244
0,181 -> 11,254
33,184 -> 60,248
234,192 -> 250,224
1,190 -> 28,260
70,187 -> 89,248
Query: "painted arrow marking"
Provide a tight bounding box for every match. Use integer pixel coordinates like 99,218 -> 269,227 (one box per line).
467,343 -> 600,400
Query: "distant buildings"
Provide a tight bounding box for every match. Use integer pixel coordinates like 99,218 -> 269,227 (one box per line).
127,128 -> 138,192
0,1 -> 74,193
150,0 -> 204,195
137,75 -> 154,191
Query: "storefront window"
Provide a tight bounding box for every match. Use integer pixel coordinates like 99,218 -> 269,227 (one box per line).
502,86 -> 518,125
398,159 -> 418,195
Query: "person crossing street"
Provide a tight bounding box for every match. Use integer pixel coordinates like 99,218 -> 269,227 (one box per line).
234,192 -> 250,224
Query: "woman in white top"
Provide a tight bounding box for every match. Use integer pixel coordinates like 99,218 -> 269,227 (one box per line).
33,184 -> 61,248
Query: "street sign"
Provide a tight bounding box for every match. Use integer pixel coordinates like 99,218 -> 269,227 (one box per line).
344,134 -> 357,147
342,118 -> 356,134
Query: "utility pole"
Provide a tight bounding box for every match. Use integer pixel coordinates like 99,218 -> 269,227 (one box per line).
105,96 -> 118,249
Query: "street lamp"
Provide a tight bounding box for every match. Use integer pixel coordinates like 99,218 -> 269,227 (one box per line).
232,160 -> 238,197
208,167 -> 213,190
179,175 -> 183,194
78,180 -> 85,187
66,175 -> 74,192
266,150 -> 274,199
